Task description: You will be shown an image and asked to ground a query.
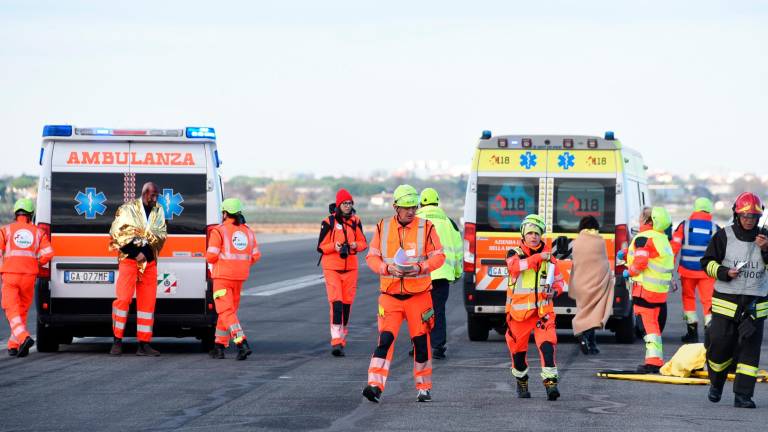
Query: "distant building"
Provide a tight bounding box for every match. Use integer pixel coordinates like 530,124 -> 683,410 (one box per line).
369,192 -> 393,208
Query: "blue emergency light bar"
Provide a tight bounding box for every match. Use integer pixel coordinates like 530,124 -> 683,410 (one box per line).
186,127 -> 216,139
42,125 -> 73,137
604,131 -> 615,140
481,130 -> 492,139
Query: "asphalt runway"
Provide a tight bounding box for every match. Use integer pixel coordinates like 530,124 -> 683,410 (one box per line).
0,236 -> 766,431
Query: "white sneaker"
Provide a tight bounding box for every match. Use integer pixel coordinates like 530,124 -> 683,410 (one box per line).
417,389 -> 432,402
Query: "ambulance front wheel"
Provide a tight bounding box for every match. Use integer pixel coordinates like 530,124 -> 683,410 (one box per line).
467,315 -> 490,341
36,320 -> 60,353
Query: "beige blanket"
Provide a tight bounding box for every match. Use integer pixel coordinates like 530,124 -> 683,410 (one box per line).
568,229 -> 615,335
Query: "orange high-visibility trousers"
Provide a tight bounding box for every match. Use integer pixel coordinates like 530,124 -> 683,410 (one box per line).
112,260 -> 158,342
367,291 -> 434,391
323,269 -> 357,347
634,304 -> 664,366
1,273 -> 36,349
681,277 -> 714,325
212,279 -> 245,346
505,313 -> 558,378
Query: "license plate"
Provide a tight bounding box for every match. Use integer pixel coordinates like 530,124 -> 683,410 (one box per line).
64,271 -> 115,284
488,266 -> 508,277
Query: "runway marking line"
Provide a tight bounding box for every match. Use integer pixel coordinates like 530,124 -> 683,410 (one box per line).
243,274 -> 325,296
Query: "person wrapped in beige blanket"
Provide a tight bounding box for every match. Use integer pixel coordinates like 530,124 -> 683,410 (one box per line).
568,216 -> 615,355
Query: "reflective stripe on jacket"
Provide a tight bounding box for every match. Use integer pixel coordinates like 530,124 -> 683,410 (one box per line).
671,212 -> 716,276
415,205 -> 462,281
206,220 -> 260,281
505,245 -> 564,321
628,229 -> 674,300
0,218 -> 54,275
366,215 -> 445,295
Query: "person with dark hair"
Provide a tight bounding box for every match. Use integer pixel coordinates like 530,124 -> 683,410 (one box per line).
568,216 -> 614,355
109,182 -> 166,356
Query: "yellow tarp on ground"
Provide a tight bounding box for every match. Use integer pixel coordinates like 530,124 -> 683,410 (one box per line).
660,343 -> 706,377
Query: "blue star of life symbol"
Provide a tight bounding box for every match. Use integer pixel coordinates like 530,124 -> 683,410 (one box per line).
519,151 -> 537,170
558,151 -> 575,170
158,188 -> 184,220
74,187 -> 107,220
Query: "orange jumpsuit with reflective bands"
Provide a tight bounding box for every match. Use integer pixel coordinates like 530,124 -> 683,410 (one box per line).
365,215 -> 445,392
627,233 -> 672,367
206,219 -> 261,346
670,211 -> 716,326
0,216 -> 54,349
504,243 -> 564,380
318,214 -> 367,347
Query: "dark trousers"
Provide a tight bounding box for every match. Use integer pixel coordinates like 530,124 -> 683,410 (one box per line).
707,293 -> 766,397
430,279 -> 450,350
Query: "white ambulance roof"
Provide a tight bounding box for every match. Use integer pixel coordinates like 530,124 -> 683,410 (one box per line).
476,133 -> 620,151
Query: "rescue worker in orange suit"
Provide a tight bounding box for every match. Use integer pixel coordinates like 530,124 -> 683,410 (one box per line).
0,198 -> 54,357
670,197 -> 719,343
317,188 -> 367,357
701,192 -> 768,409
624,206 -> 675,373
504,214 -> 565,401
109,182 -> 167,356
362,185 -> 445,403
206,198 -> 261,360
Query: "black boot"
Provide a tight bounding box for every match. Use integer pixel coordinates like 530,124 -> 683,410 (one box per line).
17,337 -> 35,358
636,363 -> 661,374
515,375 -> 531,398
236,340 -> 252,361
708,385 -> 723,403
109,338 -> 123,356
136,342 -> 160,357
681,323 -> 698,343
586,330 -> 600,355
362,385 -> 382,403
331,344 -> 345,357
209,343 -> 226,359
543,378 -> 560,401
734,393 -> 757,408
8,348 -> 18,357
578,334 -> 589,355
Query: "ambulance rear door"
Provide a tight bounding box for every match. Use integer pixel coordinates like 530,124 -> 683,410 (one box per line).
473,145 -> 550,303
49,141 -> 130,303
128,142 -> 208,300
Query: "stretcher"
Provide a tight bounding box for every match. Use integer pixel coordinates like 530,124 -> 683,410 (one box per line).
596,370 -> 709,385
691,369 -> 768,383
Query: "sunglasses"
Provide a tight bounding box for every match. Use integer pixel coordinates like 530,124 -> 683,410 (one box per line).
340,201 -> 353,206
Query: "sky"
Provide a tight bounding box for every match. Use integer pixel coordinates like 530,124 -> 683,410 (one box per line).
1,0 -> 767,179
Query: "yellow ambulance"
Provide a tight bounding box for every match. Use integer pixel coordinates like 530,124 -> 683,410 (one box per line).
34,125 -> 224,352
462,131 -> 648,343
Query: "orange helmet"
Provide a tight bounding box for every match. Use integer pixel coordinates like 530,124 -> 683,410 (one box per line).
733,192 -> 764,216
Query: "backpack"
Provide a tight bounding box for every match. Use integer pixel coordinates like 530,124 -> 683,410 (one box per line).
316,203 -> 359,265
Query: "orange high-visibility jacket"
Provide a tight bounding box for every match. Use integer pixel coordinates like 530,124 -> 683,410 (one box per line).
0,217 -> 54,275
505,243 -> 564,321
318,214 -> 368,271
366,215 -> 445,295
206,219 -> 261,281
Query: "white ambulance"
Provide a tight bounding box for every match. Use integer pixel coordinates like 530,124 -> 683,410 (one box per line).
34,125 -> 224,351
462,131 -> 649,343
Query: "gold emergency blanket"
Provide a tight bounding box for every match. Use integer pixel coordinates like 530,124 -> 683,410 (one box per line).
109,199 -> 167,270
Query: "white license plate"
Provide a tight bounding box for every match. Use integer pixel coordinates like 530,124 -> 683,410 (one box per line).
64,271 -> 115,284
487,266 -> 508,277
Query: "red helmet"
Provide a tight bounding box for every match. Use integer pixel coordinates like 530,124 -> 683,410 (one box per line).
732,192 -> 764,215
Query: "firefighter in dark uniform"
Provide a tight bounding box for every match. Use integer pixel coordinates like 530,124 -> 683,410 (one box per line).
701,192 -> 768,409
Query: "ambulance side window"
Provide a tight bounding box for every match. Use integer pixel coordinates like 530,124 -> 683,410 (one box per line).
476,177 -> 539,232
